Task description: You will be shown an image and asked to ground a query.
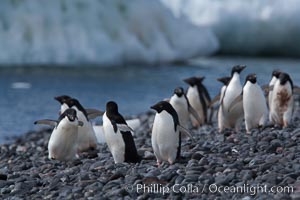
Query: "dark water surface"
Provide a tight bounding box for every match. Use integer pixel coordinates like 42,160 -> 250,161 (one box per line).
1,57 -> 300,143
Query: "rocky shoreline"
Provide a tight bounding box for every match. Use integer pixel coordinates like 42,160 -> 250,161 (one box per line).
0,111 -> 300,200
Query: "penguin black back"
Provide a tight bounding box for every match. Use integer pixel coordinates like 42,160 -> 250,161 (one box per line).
106,101 -> 141,163
184,76 -> 210,123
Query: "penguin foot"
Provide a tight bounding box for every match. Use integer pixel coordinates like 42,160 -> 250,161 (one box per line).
156,161 -> 162,167
283,120 -> 289,128
168,158 -> 175,165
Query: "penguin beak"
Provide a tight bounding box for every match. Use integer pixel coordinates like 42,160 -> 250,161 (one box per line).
150,105 -> 157,111
183,78 -> 191,85
150,103 -> 160,112
197,76 -> 205,82
54,96 -> 62,103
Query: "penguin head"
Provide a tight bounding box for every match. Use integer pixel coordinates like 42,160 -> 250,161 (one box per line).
231,65 -> 246,77
106,101 -> 119,114
245,73 -> 257,84
151,101 -> 173,113
54,95 -> 72,104
60,108 -> 78,122
272,70 -> 281,78
183,76 -> 205,87
174,87 -> 185,97
65,98 -> 88,118
217,77 -> 231,86
278,72 -> 293,88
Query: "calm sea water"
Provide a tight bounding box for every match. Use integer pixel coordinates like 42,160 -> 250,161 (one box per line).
1,57 -> 300,144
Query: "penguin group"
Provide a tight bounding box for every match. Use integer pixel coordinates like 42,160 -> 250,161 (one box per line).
34,65 -> 299,165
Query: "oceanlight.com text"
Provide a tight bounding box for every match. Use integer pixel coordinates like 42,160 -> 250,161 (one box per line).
124,183 -> 294,196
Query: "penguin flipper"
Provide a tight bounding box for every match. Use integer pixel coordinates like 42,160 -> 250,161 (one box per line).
86,109 -> 104,120
111,120 -> 134,133
177,125 -> 195,142
188,105 -> 202,126
228,95 -> 243,112
117,124 -> 134,132
34,119 -> 58,127
209,94 -> 221,108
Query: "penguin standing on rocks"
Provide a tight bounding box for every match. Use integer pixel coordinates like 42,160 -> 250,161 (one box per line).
267,70 -> 281,121
34,108 -> 83,161
64,98 -> 98,152
229,74 -> 268,133
102,101 -> 141,163
213,77 -> 231,132
183,76 -> 211,127
151,101 -> 193,165
270,72 -> 294,127
219,65 -> 246,132
169,87 -> 201,129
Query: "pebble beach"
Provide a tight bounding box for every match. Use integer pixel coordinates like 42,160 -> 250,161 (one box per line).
0,109 -> 300,200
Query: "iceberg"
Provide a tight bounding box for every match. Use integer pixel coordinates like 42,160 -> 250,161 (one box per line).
0,0 -> 218,66
161,0 -> 300,57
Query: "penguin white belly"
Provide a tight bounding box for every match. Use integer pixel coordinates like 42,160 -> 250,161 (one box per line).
243,83 -> 268,132
170,97 -> 189,128
222,75 -> 243,130
152,111 -> 179,164
76,110 -> 97,151
218,86 -> 227,132
48,120 -> 78,161
102,113 -> 125,163
93,125 -> 106,144
186,87 -> 204,126
270,82 -> 293,127
268,77 -> 277,121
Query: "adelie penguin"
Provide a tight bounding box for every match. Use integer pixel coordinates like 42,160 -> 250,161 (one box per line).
34,108 -> 83,161
102,101 -> 141,163
151,101 -> 194,165
63,98 -> 99,152
267,70 -> 281,121
219,65 -> 246,132
183,76 -> 212,127
211,77 -> 231,132
169,87 -> 201,130
229,74 -> 268,133
269,72 -> 294,127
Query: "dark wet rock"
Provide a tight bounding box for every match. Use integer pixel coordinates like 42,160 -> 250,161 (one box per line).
0,174 -> 7,180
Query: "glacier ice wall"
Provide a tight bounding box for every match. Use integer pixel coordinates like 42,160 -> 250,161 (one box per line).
161,0 -> 300,57
0,0 -> 218,66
